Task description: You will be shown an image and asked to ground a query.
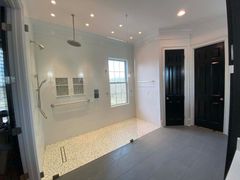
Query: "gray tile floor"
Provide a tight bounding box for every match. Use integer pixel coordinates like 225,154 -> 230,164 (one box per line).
59,126 -> 227,180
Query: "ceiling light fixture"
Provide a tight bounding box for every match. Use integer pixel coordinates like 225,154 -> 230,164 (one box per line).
85,23 -> 90,27
129,36 -> 133,40
51,0 -> 56,5
90,13 -> 95,18
119,24 -> 123,28
50,13 -> 56,17
138,31 -> 142,35
111,31 -> 115,34
177,9 -> 186,17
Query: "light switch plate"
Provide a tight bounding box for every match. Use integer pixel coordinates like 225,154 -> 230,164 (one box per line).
229,65 -> 234,74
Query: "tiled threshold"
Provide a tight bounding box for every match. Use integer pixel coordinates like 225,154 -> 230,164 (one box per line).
43,119 -> 160,180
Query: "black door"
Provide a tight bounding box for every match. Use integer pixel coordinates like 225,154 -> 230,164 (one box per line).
225,0 -> 240,175
195,42 -> 225,132
0,7 -> 23,179
165,49 -> 184,126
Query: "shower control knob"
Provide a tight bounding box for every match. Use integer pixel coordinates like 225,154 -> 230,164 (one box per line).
220,97 -> 224,101
166,97 -> 169,100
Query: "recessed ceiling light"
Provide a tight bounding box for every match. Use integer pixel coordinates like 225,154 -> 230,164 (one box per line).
129,36 -> 133,40
177,9 -> 186,17
50,13 -> 56,17
85,23 -> 90,27
51,0 -> 56,5
119,24 -> 123,28
138,31 -> 142,35
111,31 -> 115,34
90,13 -> 95,18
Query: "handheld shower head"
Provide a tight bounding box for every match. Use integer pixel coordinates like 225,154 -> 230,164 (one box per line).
38,44 -> 45,50
39,79 -> 47,89
30,40 -> 45,50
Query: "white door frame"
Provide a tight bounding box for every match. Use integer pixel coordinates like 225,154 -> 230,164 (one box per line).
161,46 -> 190,126
5,1 -> 40,179
191,37 -> 230,135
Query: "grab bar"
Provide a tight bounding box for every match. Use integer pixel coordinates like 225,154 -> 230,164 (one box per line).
137,80 -> 155,83
51,99 -> 90,108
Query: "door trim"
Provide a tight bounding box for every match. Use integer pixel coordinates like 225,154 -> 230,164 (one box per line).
162,47 -> 187,127
191,37 -> 230,135
194,42 -> 225,131
4,1 -> 41,179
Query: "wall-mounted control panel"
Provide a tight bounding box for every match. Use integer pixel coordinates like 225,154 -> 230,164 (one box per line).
94,89 -> 99,99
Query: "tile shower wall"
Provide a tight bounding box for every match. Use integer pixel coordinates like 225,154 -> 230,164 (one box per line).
31,19 -> 135,145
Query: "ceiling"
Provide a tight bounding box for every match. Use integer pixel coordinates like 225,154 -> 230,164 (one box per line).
25,0 -> 227,42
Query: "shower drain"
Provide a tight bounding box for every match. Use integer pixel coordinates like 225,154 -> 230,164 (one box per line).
60,146 -> 67,163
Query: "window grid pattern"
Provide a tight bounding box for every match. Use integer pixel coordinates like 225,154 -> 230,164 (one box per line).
55,78 -> 69,96
0,48 -> 8,111
108,59 -> 128,106
73,78 -> 84,95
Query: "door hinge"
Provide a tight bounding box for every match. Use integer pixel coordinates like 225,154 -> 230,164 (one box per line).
1,22 -> 12,31
5,76 -> 16,85
12,127 -> 22,136
40,171 -> 44,178
20,173 -> 29,180
229,65 -> 234,74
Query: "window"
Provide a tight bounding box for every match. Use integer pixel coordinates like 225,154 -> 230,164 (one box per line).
55,78 -> 69,96
0,48 -> 8,111
73,78 -> 84,95
108,58 -> 128,107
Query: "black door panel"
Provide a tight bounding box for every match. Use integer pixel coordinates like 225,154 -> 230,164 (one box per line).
225,0 -> 240,174
195,42 -> 225,132
165,50 -> 184,126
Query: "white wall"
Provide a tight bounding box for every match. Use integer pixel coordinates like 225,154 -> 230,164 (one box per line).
31,19 -> 135,145
134,40 -> 161,126
134,16 -> 230,134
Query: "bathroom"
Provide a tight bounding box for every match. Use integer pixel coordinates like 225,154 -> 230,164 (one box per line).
0,0 -> 230,179
27,13 -> 159,179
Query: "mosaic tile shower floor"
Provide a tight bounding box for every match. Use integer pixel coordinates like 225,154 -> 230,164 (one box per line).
43,119 -> 159,179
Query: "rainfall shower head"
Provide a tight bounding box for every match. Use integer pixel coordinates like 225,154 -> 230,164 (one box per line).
30,40 -> 45,50
67,40 -> 81,47
67,14 -> 81,47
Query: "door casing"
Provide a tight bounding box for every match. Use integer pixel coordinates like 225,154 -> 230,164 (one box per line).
162,47 -> 188,127
192,38 -> 230,135
194,42 -> 225,131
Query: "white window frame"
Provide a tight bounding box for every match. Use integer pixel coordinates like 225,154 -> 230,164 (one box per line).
108,58 -> 129,107
72,77 -> 85,95
55,77 -> 69,97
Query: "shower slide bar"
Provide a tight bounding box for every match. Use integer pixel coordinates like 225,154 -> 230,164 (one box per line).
51,99 -> 90,108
